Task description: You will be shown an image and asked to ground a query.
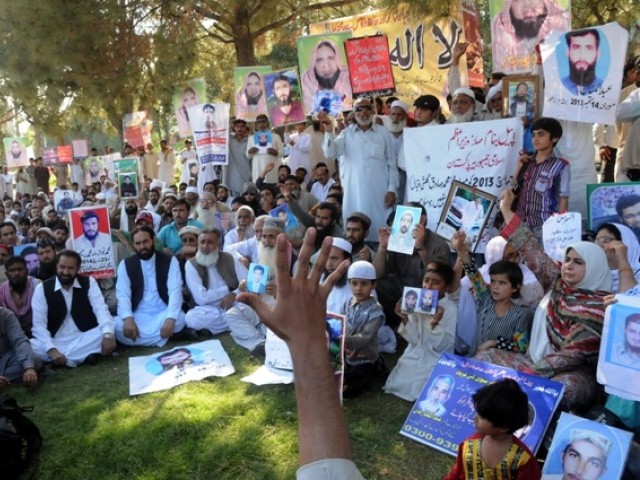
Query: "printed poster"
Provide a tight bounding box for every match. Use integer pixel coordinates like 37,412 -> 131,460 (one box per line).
57,145 -> 73,164
234,67 -> 270,122
174,78 -> 207,137
401,353 -> 564,456
42,146 -> 57,166
72,139 -> 89,159
3,137 -> 29,167
269,204 -> 299,233
263,68 -> 306,127
69,205 -> 116,278
310,7 -> 468,106
297,33 -> 353,115
542,23 -> 629,124
54,189 -> 76,216
13,243 -> 39,276
388,205 -> 421,254
490,0 -> 571,73
404,118 -> 522,252
460,0 -> 484,87
344,35 -> 395,97
597,294 -> 640,402
122,110 -> 153,148
187,103 -> 230,166
542,412 -> 632,479
128,340 -> 235,396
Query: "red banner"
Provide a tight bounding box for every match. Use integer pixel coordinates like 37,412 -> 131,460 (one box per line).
57,145 -> 73,164
344,35 -> 395,97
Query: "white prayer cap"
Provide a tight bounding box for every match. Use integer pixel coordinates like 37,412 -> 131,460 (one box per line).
390,100 -> 409,113
178,225 -> 201,238
486,83 -> 503,104
453,87 -> 475,101
332,237 -> 352,254
185,186 -> 198,194
347,261 -> 376,280
150,180 -> 163,190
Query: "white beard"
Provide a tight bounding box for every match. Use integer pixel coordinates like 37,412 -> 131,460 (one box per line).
196,251 -> 219,267
387,120 -> 406,134
196,205 -> 217,227
257,243 -> 278,280
354,116 -> 372,128
449,108 -> 475,124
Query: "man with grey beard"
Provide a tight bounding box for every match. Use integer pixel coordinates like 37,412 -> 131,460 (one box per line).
223,217 -> 286,356
386,100 -> 408,203
320,97 -> 398,235
184,228 -> 238,336
447,88 -> 479,124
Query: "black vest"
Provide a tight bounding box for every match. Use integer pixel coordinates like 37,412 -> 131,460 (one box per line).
123,253 -> 171,311
43,276 -> 99,337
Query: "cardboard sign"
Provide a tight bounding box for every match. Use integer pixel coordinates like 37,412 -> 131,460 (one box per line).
344,35 -> 395,96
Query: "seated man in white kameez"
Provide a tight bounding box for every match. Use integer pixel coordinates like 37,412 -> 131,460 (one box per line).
31,250 -> 116,367
223,217 -> 285,357
224,205 -> 255,247
115,225 -> 187,347
223,214 -> 266,280
185,228 -> 238,335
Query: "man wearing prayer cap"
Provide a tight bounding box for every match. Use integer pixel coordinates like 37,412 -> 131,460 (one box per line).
481,83 -> 504,120
324,237 -> 353,313
448,87 -> 479,124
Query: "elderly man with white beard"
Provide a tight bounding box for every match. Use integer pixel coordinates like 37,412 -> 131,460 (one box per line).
320,97 -> 398,236
192,191 -> 231,228
223,215 -> 266,280
385,100 -> 408,203
184,228 -> 239,336
224,205 -> 255,247
447,88 -> 480,124
223,217 -> 286,357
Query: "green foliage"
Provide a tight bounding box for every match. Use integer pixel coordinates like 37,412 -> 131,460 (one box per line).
11,335 -> 453,479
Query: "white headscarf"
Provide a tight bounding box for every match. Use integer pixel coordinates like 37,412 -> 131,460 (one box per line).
566,241 -> 612,291
609,223 -> 640,291
479,235 -> 538,285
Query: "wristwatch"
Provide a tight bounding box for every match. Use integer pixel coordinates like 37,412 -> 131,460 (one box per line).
103,333 -> 115,339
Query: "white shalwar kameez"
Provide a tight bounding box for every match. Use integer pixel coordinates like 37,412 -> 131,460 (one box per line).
384,295 -> 457,401
224,296 -> 274,351
323,124 -> 399,234
114,256 -> 185,347
31,277 -> 115,366
184,261 -> 232,334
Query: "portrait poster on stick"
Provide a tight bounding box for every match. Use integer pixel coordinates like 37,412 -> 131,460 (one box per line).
4,137 -> 29,167
541,412 -> 632,479
436,181 -> 496,253
174,78 -> 207,137
401,353 -> 564,457
597,294 -> 640,402
541,22 -> 629,125
187,102 -> 230,166
262,68 -> 306,127
69,205 -> 116,278
297,32 -> 353,115
128,340 -> 235,396
344,35 -> 395,97
122,110 -> 153,148
234,67 -> 270,122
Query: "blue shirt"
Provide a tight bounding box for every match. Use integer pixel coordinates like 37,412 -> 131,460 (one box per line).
157,219 -> 204,253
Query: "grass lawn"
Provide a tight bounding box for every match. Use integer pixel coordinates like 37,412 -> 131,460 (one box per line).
10,334 -> 454,480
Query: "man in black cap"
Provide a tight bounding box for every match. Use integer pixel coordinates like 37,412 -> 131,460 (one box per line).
413,95 -> 442,127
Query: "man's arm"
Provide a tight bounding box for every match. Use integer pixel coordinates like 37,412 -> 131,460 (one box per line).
616,88 -> 640,123
185,261 -> 230,306
238,229 -> 361,473
31,283 -> 56,354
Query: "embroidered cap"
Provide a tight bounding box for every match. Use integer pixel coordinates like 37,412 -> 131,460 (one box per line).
347,261 -> 376,280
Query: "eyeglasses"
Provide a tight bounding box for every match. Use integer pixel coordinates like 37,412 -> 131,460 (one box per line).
355,105 -> 373,112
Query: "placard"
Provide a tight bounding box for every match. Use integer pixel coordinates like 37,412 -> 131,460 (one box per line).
57,145 -> 73,164
69,205 -> 116,278
542,212 -> 582,262
344,35 -> 395,97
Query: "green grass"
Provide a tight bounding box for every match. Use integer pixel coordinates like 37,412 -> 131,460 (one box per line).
11,334 -> 454,479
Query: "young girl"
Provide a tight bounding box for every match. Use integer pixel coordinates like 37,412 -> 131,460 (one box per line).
452,231 -> 533,357
445,379 -> 541,480
384,261 -> 458,401
342,261 -> 385,398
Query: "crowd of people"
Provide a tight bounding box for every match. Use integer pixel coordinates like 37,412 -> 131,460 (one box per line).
1,34 -> 640,479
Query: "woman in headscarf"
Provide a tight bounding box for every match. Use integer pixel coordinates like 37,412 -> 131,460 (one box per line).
475,190 -> 626,410
595,222 -> 640,292
454,235 -> 544,354
235,71 -> 267,122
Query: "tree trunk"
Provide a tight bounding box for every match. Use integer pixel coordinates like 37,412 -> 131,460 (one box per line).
234,33 -> 257,66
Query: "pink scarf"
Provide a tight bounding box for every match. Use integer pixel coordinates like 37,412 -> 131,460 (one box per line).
0,277 -> 36,316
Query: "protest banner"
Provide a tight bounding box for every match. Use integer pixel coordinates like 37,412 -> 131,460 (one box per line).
401,353 -> 564,456
100,152 -> 123,182
404,118 -> 522,252
344,35 -> 395,97
234,66 -> 271,122
490,0 -> 571,73
542,23 -> 629,125
3,137 -> 29,167
72,139 -> 89,159
187,103 -> 230,166
263,68 -> 306,127
298,33 -> 353,115
69,205 -> 116,278
42,146 -> 57,166
542,212 -> 581,262
122,110 -> 152,148
542,412 -> 633,479
57,145 -> 73,164
598,294 -> 640,402
460,0 -> 484,87
174,78 -> 207,137
310,7 -> 473,104
128,340 -> 235,396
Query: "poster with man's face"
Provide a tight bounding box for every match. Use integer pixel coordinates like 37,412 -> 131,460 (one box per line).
69,205 -> 116,278
234,67 -> 270,122
3,137 -> 29,167
263,68 -> 306,127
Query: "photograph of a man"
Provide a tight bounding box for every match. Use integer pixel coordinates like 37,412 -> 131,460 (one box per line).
4,137 -> 29,167
266,71 -> 305,127
388,206 -> 421,254
73,209 -> 112,252
509,81 -> 535,120
402,288 -> 419,314
247,263 -> 269,295
561,28 -> 604,96
235,70 -> 268,122
610,313 -> 640,368
417,374 -> 455,418
156,347 -> 194,373
615,194 -> 640,234
300,36 -> 352,114
119,173 -> 138,198
544,428 -> 611,480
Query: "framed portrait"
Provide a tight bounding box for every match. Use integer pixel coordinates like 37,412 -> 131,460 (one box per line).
502,74 -> 540,121
118,172 -> 139,198
587,182 -> 640,242
69,205 -> 116,278
401,287 -> 439,315
247,263 -> 269,295
436,181 -> 497,252
4,137 -> 29,167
